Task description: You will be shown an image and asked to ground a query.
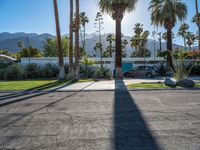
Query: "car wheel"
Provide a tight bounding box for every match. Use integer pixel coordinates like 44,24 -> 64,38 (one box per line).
124,73 -> 131,78
146,73 -> 153,78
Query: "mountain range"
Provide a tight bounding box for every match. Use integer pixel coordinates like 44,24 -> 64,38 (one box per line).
0,32 -> 184,57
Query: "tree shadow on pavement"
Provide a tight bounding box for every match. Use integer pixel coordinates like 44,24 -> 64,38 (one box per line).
0,80 -> 78,107
114,80 -> 160,150
0,81 -> 63,100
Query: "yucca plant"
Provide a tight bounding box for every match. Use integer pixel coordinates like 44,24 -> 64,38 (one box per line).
171,50 -> 195,81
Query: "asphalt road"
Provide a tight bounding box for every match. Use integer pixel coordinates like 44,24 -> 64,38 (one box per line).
0,82 -> 200,149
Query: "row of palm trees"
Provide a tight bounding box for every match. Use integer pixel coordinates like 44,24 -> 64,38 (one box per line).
53,0 -> 80,80
53,0 -> 200,80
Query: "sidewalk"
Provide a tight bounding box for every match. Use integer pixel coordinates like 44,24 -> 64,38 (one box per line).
57,77 -> 200,92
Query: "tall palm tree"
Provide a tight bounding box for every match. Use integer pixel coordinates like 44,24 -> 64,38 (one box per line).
192,0 -> 200,50
186,32 -> 196,50
94,42 -> 103,68
142,31 -> 150,48
133,23 -> 143,38
99,0 -> 138,78
80,12 -> 89,51
130,37 -> 140,55
162,32 -> 175,42
53,0 -> 65,80
178,23 -> 189,50
122,39 -> 128,57
75,0 -> 80,80
149,0 -> 187,69
106,34 -> 115,57
68,0 -> 74,79
17,41 -> 24,50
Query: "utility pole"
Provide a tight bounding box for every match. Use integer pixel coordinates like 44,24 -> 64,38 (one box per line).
26,33 -> 30,64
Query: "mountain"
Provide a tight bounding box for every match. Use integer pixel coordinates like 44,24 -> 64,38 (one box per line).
0,32 -> 184,56
0,32 -> 54,52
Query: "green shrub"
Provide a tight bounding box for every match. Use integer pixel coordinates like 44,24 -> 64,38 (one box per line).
0,60 -> 13,69
25,63 -> 40,78
80,57 -> 95,78
3,64 -> 24,80
40,64 -> 55,78
0,69 -> 6,80
94,66 -> 112,79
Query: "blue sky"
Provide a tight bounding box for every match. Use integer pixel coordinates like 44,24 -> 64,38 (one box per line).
0,0 -> 199,45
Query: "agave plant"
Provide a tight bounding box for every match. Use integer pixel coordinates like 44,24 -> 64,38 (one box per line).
171,50 -> 195,81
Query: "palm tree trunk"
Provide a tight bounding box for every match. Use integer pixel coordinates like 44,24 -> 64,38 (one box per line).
100,46 -> 103,69
167,28 -> 173,69
196,0 -> 200,50
53,0 -> 65,80
115,18 -> 122,78
183,37 -> 186,51
109,42 -> 112,58
75,0 -> 80,80
68,0 -> 74,79
83,25 -> 86,51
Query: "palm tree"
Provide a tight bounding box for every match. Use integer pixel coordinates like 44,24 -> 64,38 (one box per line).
149,0 -> 187,69
186,32 -> 196,50
133,23 -> 143,38
195,0 -> 200,50
142,31 -> 150,49
80,12 -> 89,51
130,37 -> 140,55
74,0 -> 80,80
178,23 -> 189,50
162,32 -> 175,42
53,0 -> 65,80
122,39 -> 128,57
99,0 -> 138,78
106,34 -> 115,57
68,0 -> 74,79
17,41 -> 24,50
192,14 -> 200,50
94,42 -> 103,68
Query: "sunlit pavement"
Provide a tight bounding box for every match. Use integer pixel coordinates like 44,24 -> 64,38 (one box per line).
58,77 -> 200,91
0,84 -> 200,149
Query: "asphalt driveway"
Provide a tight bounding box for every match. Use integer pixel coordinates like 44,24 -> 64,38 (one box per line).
0,81 -> 200,149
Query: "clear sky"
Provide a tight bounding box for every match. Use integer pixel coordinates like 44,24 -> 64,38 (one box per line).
0,0 -> 199,45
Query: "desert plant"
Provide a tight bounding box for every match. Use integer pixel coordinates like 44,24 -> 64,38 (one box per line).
40,64 -> 55,78
94,66 -> 112,79
171,50 -> 195,81
3,64 -> 24,80
80,57 -> 95,78
25,63 -> 40,78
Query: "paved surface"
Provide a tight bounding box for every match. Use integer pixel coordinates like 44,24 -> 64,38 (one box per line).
58,77 -> 200,91
0,81 -> 200,149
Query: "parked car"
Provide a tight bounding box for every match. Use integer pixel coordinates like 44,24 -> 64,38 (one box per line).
123,66 -> 158,78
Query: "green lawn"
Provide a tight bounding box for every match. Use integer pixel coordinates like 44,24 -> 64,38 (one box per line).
0,80 -> 69,91
77,79 -> 95,83
127,83 -> 200,89
0,78 -> 95,91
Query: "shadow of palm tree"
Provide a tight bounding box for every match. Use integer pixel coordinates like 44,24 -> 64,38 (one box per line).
114,80 -> 160,149
0,81 -> 62,99
0,80 -> 76,107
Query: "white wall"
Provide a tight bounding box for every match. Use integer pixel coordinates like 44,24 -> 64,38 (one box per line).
20,57 -> 166,72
